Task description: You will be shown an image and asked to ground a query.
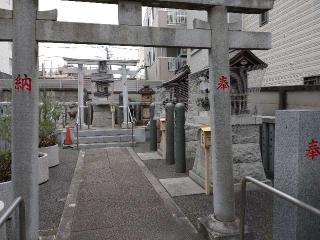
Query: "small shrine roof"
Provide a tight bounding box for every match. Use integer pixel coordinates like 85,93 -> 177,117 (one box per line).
138,85 -> 155,94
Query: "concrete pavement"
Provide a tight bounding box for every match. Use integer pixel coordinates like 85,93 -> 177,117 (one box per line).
69,147 -> 204,240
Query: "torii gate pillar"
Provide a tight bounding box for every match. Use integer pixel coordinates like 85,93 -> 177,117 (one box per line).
78,63 -> 85,128
12,1 -> 39,239
121,64 -> 129,127
208,6 -> 235,222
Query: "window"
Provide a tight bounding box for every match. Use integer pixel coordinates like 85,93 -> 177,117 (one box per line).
148,52 -> 151,66
167,11 -> 175,25
167,10 -> 187,25
178,48 -> 187,57
176,10 -> 187,25
304,76 -> 320,85
168,57 -> 186,71
168,58 -> 176,71
260,11 -> 269,27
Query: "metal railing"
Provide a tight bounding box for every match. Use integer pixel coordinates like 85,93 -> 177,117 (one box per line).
240,176 -> 320,240
118,105 -> 136,147
76,107 -> 80,149
127,106 -> 136,147
0,197 -> 26,240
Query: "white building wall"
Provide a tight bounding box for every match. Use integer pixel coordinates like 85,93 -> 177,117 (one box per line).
243,0 -> 320,86
0,0 -> 12,75
144,8 -> 187,81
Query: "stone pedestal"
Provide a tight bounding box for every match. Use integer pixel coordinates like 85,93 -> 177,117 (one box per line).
189,117 -> 267,190
92,104 -> 112,128
273,110 -> 320,240
198,215 -> 248,240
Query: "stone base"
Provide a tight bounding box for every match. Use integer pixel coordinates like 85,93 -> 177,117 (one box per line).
92,105 -> 112,128
198,215 -> 248,240
189,169 -> 272,193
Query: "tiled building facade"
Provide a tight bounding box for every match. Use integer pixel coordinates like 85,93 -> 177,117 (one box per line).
186,1 -> 320,87
243,0 -> 320,86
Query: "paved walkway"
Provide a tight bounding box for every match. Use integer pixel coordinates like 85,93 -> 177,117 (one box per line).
70,147 -> 202,240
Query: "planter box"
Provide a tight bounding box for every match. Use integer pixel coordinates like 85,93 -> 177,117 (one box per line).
39,152 -> 49,184
40,144 -> 59,168
0,180 -> 13,213
0,181 -> 13,240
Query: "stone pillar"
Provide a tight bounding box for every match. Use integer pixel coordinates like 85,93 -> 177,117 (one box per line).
208,6 -> 235,222
136,104 -> 141,123
273,110 -> 320,240
12,1 -> 39,239
118,93 -> 123,127
165,103 -> 175,165
149,103 -> 157,151
122,65 -> 128,127
175,103 -> 186,173
78,63 -> 84,127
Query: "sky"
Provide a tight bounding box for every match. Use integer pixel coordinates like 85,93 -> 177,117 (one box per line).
38,0 -> 143,70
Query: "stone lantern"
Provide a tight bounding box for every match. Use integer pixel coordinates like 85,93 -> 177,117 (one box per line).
138,85 -> 155,125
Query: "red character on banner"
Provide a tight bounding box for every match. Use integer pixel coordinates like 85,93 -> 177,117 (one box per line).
217,75 -> 229,91
15,74 -> 32,92
305,139 -> 320,160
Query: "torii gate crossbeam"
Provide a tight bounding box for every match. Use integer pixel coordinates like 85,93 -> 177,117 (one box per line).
1,0 -> 275,239
64,0 -> 274,13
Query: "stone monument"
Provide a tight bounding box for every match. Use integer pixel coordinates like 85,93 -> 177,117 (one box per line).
91,61 -> 113,128
273,110 -> 320,240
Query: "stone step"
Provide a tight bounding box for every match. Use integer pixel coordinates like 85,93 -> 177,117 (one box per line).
78,129 -> 132,137
78,135 -> 133,144
79,142 -> 134,149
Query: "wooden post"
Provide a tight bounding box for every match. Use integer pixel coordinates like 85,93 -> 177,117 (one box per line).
201,126 -> 212,195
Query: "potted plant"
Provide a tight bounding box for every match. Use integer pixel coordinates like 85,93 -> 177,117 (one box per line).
38,152 -> 49,184
0,108 -> 13,233
0,105 -> 49,188
39,91 -> 61,168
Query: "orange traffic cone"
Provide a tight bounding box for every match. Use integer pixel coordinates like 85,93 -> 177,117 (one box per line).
64,127 -> 73,146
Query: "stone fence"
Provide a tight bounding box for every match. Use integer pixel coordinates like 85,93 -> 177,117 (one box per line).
248,84 -> 320,116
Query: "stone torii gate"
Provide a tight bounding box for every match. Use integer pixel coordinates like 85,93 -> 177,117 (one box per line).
104,60 -> 139,127
0,0 -> 274,239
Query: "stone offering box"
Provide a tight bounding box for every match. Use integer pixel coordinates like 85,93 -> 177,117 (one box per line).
201,126 -> 211,148
200,126 -> 212,194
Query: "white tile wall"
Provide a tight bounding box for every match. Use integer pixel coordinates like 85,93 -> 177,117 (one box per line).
243,0 -> 320,86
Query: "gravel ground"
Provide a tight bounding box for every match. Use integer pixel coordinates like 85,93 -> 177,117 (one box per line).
133,143 -> 273,239
39,148 -> 79,237
174,191 -> 273,239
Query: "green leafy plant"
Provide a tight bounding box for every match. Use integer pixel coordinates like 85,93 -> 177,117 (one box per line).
0,108 -> 11,182
39,91 -> 61,148
0,150 -> 11,182
0,108 -> 11,146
